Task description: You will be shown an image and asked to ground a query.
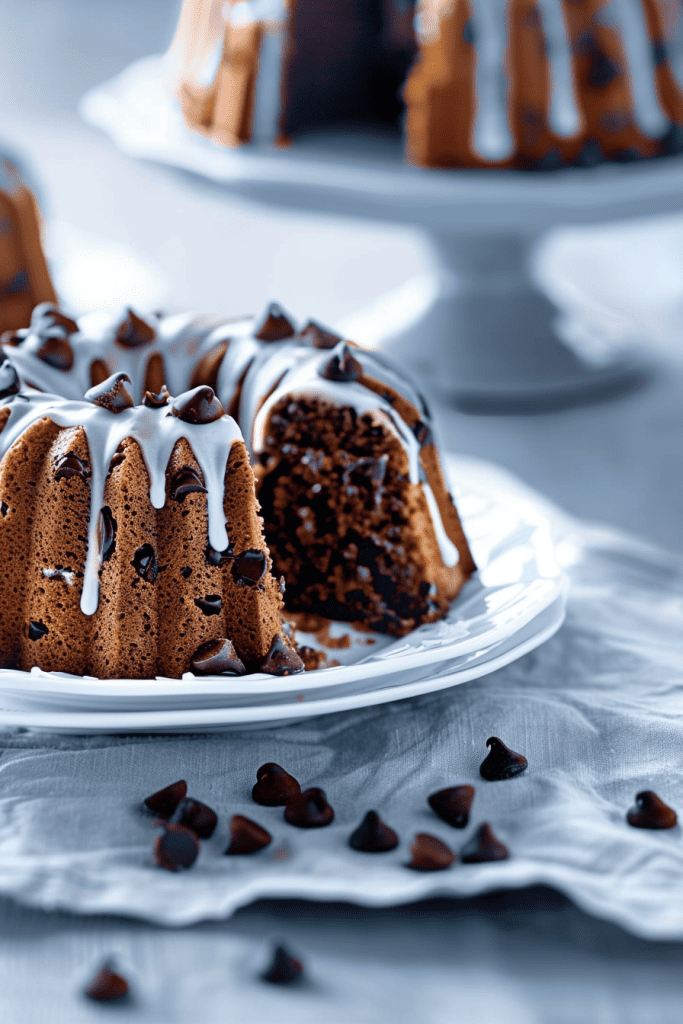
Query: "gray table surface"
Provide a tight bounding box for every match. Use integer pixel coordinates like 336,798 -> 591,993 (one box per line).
2,1 -> 683,1020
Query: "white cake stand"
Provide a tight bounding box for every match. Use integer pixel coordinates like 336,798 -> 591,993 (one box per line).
81,56 -> 683,411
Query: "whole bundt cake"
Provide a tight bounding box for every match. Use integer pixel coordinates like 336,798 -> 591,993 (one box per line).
3,303 -> 475,646
167,0 -> 683,170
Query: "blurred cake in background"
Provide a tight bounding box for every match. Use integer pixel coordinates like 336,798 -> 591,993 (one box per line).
168,0 -> 683,169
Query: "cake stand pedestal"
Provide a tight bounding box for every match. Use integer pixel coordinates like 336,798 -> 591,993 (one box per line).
81,60 -> 683,410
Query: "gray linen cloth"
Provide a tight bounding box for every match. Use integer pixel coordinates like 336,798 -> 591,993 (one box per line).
0,458 -> 682,938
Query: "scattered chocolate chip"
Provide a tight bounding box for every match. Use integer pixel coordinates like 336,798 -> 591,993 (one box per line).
284,787 -> 334,828
299,320 -> 342,350
349,810 -> 399,852
262,944 -> 303,985
100,507 -> 117,561
413,420 -> 433,446
28,620 -> 48,641
153,823 -> 200,871
30,303 -> 78,337
89,358 -> 110,388
0,358 -> 19,400
225,814 -> 272,855
232,549 -> 267,586
587,51 -> 619,89
205,543 -> 233,566
180,567 -> 192,579
428,785 -> 475,828
85,963 -> 129,1002
252,763 -> 301,806
85,372 -> 134,413
132,544 -> 157,582
480,737 -> 528,781
0,502 -> 8,517
36,335 -> 74,371
321,344 -> 363,383
170,386 -> 225,424
143,385 -> 171,408
194,595 -> 222,616
627,791 -> 677,830
460,822 -> 509,863
115,308 -> 155,348
177,798 -> 218,839
259,636 -> 305,676
55,452 -> 88,482
407,833 -> 455,871
191,638 -> 246,676
254,303 -> 296,342
170,466 -> 207,502
144,779 -> 187,818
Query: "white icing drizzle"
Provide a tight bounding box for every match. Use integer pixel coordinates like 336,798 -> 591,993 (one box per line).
471,0 -> 514,161
250,2 -> 288,143
537,0 -> 580,136
422,483 -> 460,566
610,0 -> 669,136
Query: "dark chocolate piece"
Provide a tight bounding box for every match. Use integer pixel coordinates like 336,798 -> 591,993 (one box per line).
85,372 -> 134,413
89,358 -> 110,389
321,344 -> 363,383
252,763 -> 301,806
28,620 -> 48,641
460,822 -> 509,863
144,779 -> 187,818
413,420 -> 433,447
259,636 -> 305,676
284,787 -> 334,828
428,785 -> 475,828
262,944 -> 303,985
480,737 -> 528,781
349,810 -> 398,852
143,385 -> 171,408
205,543 -> 233,566
115,308 -> 155,348
407,833 -> 455,871
225,814 -> 272,855
153,823 -> 200,871
170,466 -> 207,502
194,595 -> 222,615
254,303 -> 296,342
587,51 -> 620,89
191,638 -> 246,676
627,790 -> 678,830
85,963 -> 129,1002
31,303 -> 78,337
132,544 -> 157,583
55,452 -> 88,482
299,320 -> 342,350
232,549 -> 267,586
177,798 -> 218,839
170,386 -> 225,424
36,335 -> 74,370
0,358 -> 20,400
100,506 -> 116,561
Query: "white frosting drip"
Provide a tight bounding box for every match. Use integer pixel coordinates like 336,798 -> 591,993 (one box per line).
471,0 -> 514,161
250,3 -> 288,143
537,0 -> 580,136
422,482 -> 460,566
611,0 -> 669,136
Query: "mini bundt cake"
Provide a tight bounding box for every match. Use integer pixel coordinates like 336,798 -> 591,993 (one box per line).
3,303 -> 475,642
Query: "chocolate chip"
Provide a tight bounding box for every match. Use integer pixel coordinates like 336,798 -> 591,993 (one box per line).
170,466 -> 207,502
262,944 -> 303,985
144,779 -> 187,818
28,620 -> 48,641
191,638 -> 246,676
89,358 -> 110,388
413,420 -> 433,446
321,343 -> 363,383
284,787 -> 334,828
100,507 -> 117,561
0,358 -> 19,400
143,385 -> 171,408
205,543 -> 233,566
132,544 -> 157,582
85,963 -> 129,1002
349,810 -> 398,852
176,798 -> 218,839
36,335 -> 74,371
55,452 -> 89,482
428,785 -> 475,828
460,822 -> 509,863
85,372 -> 134,413
259,636 -> 305,676
480,737 -> 528,781
254,303 -> 296,342
627,790 -> 677,830
31,303 -> 78,337
181,567 -> 192,579
299,320 -> 342,350
170,386 -> 225,424
0,502 -> 8,517
252,763 -> 301,806
153,823 -> 200,871
225,814 -> 272,855
194,595 -> 222,616
587,51 -> 619,89
115,308 -> 155,348
232,549 -> 267,585
407,833 -> 455,871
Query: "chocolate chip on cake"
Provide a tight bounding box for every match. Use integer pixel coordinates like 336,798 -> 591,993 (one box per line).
143,385 -> 171,408
480,737 -> 528,781
254,303 -> 296,342
299,320 -> 342,350
170,466 -> 207,501
132,544 -> 158,583
407,833 -> 455,871
413,421 -> 433,447
36,335 -> 74,371
262,944 -> 303,985
170,386 -> 225,424
284,787 -> 334,828
28,620 -> 48,641
232,549 -> 267,586
627,790 -> 677,830
205,543 -> 233,566
252,763 -> 301,806
349,810 -> 399,852
85,372 -> 134,413
85,963 -> 129,1002
194,594 -> 222,615
428,785 -> 475,828
176,798 -> 218,839
460,822 -> 509,863
259,636 -> 305,676
144,779 -> 187,818
115,308 -> 155,348
225,814 -> 272,855
153,823 -> 200,871
100,507 -> 117,561
0,358 -> 20,400
54,452 -> 88,482
191,638 -> 246,676
321,344 -> 363,383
